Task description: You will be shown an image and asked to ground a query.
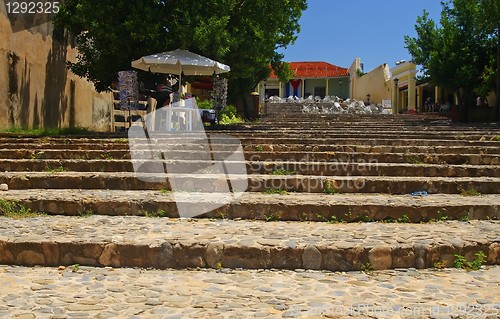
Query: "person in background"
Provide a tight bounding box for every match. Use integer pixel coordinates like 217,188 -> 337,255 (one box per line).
435,99 -> 441,113
424,98 -> 431,112
162,95 -> 171,107
476,96 -> 483,107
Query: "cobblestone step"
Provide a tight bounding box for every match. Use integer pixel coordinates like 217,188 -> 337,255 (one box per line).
257,118 -> 500,127
246,151 -> 499,165
2,190 -> 499,222
235,119 -> 499,127
1,149 -> 498,165
0,159 -> 498,177
214,136 -> 500,147
0,129 -> 495,140
244,144 -> 500,154
3,135 -> 499,147
0,171 -> 498,194
3,123 -> 499,137
1,113 -> 498,318
0,142 -> 131,150
0,265 -> 498,318
3,141 -> 500,155
239,132 -> 499,140
135,134 -> 500,146
0,216 -> 498,271
254,122 -> 500,130
6,131 -> 497,143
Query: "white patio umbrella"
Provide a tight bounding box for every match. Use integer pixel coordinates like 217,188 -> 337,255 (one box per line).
131,49 -> 230,92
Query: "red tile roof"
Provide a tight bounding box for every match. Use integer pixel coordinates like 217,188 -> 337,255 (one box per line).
269,62 -> 349,79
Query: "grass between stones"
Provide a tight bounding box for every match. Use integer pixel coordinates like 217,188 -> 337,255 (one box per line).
77,209 -> 95,218
360,262 -> 374,273
0,127 -> 89,136
406,156 -> 425,164
323,180 -> 337,195
100,153 -> 114,160
458,186 -> 481,197
263,212 -> 283,222
262,188 -> 289,195
143,209 -> 169,218
29,151 -> 45,159
45,165 -> 66,173
453,252 -> 487,271
270,169 -> 296,175
0,199 -> 44,219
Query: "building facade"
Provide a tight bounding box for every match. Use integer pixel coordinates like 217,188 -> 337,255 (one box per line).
348,58 -> 392,108
259,62 -> 350,100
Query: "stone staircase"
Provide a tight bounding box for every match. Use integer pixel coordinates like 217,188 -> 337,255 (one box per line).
0,113 -> 499,274
1,113 -> 500,318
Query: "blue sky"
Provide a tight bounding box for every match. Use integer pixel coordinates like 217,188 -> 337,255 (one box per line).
278,0 -> 444,72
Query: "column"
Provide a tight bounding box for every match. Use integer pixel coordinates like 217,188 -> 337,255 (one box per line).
392,83 -> 398,114
278,82 -> 283,98
417,86 -> 423,112
325,79 -> 329,97
350,75 -> 355,99
301,79 -> 305,98
434,86 -> 441,103
408,77 -> 416,111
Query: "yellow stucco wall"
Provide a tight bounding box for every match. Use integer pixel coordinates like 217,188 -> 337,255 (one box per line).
0,11 -> 113,130
349,60 -> 391,104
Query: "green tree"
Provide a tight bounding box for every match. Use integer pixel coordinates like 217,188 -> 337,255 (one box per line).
404,0 -> 498,121
478,0 -> 500,120
54,0 -> 306,113
54,0 -> 169,91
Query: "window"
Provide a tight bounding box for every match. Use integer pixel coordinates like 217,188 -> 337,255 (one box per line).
265,89 -> 279,98
314,86 -> 326,98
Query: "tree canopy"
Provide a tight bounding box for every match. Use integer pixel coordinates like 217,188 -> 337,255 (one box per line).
404,0 -> 499,120
54,0 -> 306,102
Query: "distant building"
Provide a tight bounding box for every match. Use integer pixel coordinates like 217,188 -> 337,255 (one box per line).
259,62 -> 350,100
348,58 -> 392,108
389,61 -> 418,113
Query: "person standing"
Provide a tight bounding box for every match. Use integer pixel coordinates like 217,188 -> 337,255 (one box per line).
424,97 -> 431,112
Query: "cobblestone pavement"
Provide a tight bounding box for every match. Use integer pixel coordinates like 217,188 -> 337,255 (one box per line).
0,216 -> 499,271
3,190 -> 500,209
0,265 -> 498,318
1,216 -> 499,253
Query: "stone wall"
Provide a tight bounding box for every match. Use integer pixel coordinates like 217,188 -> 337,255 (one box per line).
263,102 -> 303,115
353,63 -> 392,105
0,8 -> 113,130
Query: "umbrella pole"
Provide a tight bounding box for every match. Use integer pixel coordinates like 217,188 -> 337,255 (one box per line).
178,65 -> 182,93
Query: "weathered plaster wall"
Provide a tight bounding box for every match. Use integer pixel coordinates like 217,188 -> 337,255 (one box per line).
0,9 -> 113,130
352,63 -> 391,104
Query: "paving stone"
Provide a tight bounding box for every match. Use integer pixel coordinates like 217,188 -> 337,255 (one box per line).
1,216 -> 498,271
1,112 -> 500,318
302,245 -> 322,270
0,264 -> 496,317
